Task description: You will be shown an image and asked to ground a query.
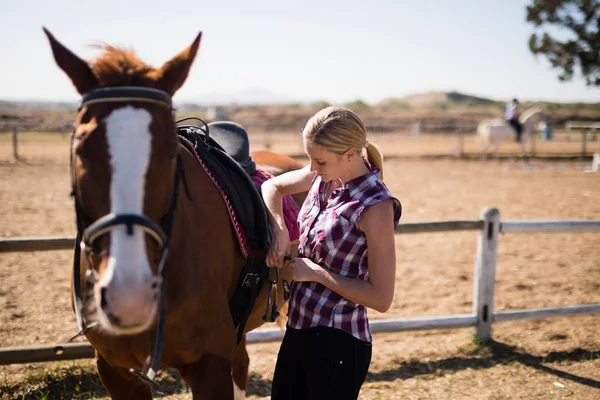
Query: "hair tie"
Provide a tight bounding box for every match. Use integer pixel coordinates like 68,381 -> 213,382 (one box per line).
364,139 -> 370,148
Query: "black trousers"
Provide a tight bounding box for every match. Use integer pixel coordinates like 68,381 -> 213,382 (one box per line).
508,118 -> 523,140
271,326 -> 372,400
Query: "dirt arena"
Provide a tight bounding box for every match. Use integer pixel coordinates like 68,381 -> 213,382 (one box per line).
1,133 -> 599,399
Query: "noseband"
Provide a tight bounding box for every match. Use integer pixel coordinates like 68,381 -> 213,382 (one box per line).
70,86 -> 180,383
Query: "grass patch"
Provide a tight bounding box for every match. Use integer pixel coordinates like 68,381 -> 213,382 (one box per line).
0,361 -> 188,400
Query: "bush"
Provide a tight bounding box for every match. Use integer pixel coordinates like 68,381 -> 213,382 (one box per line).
344,99 -> 370,109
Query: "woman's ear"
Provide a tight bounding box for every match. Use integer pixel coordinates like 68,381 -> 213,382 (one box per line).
345,148 -> 356,162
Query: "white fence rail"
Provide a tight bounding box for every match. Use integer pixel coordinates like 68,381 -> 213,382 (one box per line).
565,121 -> 600,130
565,120 -> 600,157
501,220 -> 600,233
1,208 -> 599,365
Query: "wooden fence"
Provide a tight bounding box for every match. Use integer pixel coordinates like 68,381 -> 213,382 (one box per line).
1,207 -> 599,365
453,120 -> 600,158
564,120 -> 600,157
4,121 -> 598,162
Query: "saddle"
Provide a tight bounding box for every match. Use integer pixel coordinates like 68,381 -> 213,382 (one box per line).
176,118 -> 271,343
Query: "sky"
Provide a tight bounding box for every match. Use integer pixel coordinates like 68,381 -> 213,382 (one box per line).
1,0 -> 598,105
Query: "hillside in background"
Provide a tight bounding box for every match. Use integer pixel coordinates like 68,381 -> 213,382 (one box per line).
378,91 -> 502,109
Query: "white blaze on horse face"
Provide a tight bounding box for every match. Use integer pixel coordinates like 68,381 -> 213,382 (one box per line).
97,106 -> 158,333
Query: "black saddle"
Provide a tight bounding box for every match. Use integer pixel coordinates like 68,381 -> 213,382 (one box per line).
176,118 -> 271,343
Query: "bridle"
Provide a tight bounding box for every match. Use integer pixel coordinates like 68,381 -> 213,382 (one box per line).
69,86 -> 182,383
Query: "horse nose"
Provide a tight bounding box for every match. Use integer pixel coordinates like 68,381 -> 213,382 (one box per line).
99,277 -> 160,331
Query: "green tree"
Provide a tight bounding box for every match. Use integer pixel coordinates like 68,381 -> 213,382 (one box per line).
344,99 -> 370,109
526,0 -> 600,86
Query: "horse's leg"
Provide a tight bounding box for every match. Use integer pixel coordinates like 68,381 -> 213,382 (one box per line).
521,134 -> 529,163
481,140 -> 489,161
492,141 -> 500,160
96,353 -> 152,400
232,335 -> 249,399
180,352 -> 235,399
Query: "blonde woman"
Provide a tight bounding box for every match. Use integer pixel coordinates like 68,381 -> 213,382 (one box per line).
262,106 -> 402,399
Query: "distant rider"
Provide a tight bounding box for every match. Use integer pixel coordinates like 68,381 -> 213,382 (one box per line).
505,98 -> 522,142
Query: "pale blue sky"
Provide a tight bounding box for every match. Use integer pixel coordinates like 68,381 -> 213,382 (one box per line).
1,0 -> 598,104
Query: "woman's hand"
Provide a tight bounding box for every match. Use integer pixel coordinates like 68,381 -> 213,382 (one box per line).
266,226 -> 290,268
290,257 -> 321,282
286,200 -> 397,313
261,165 -> 314,268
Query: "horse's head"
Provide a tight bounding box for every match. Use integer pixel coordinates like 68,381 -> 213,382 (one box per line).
44,28 -> 201,335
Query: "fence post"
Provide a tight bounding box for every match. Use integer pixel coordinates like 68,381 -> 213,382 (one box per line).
12,127 -> 19,161
473,207 -> 500,340
582,130 -> 588,157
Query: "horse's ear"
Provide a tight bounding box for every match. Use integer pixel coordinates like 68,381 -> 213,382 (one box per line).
156,32 -> 201,96
43,27 -> 98,95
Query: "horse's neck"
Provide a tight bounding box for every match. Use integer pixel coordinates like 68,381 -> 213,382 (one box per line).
170,145 -> 244,281
521,112 -> 540,130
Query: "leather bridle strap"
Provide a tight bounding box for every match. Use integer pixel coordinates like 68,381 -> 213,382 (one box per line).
80,87 -> 173,111
68,86 -> 180,383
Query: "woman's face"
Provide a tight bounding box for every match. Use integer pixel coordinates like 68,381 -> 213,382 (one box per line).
303,137 -> 348,182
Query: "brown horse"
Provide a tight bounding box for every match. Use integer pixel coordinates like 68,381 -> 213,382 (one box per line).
251,150 -> 304,176
44,28 -> 296,399
251,150 -> 307,207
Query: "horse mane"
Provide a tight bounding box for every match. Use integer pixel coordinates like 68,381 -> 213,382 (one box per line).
90,45 -> 160,87
519,106 -> 544,123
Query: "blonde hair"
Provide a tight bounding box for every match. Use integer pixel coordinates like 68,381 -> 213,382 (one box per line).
302,106 -> 385,180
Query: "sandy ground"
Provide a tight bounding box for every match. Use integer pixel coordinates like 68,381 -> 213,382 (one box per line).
0,134 -> 599,399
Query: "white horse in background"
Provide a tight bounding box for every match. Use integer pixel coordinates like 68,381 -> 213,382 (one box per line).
478,107 -> 547,160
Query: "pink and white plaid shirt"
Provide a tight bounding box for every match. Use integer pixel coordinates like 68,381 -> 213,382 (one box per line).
287,165 -> 401,342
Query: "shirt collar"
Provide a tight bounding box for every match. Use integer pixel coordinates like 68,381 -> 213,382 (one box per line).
343,159 -> 381,198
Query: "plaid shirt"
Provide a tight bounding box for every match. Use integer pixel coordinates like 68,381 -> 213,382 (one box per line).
287,166 -> 401,342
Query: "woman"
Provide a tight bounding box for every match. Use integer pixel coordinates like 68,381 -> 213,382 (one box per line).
262,106 -> 401,399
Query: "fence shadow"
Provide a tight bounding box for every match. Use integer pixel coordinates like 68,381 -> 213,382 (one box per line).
1,341 -> 598,398
485,340 -> 600,389
244,340 -> 600,397
363,340 -> 600,390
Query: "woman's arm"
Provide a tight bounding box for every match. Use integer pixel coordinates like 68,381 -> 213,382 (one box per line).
290,199 -> 397,312
262,165 -> 315,267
